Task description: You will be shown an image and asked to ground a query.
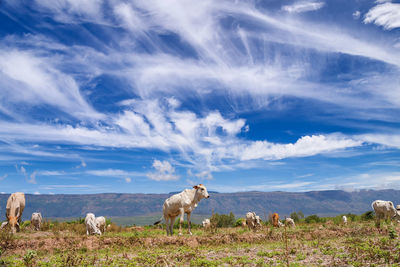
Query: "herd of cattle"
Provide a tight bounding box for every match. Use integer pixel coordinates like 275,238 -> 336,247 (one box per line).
1,186 -> 400,236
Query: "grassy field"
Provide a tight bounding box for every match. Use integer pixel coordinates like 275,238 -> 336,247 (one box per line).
1,220 -> 400,266
46,214 -> 211,226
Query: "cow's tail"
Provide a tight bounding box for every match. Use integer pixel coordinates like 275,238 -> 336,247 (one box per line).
154,215 -> 164,225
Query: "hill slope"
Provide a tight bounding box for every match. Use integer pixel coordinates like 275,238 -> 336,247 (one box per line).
1,189 -> 399,221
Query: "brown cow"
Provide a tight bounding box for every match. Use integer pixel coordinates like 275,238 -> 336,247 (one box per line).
4,192 -> 25,233
272,213 -> 280,227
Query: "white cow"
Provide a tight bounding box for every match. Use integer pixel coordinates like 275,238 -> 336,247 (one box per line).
31,212 -> 42,231
285,218 -> 295,227
95,216 -> 106,233
202,218 -> 211,228
278,220 -> 284,227
372,200 -> 400,227
3,192 -> 25,233
85,213 -> 101,235
154,184 -> 210,236
342,215 -> 347,224
246,212 -> 261,230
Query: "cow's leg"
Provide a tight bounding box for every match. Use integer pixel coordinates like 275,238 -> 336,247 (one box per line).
178,208 -> 185,236
165,216 -> 171,235
187,212 -> 192,235
170,216 -> 177,236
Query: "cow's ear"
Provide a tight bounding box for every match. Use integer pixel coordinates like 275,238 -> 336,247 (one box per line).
193,185 -> 199,189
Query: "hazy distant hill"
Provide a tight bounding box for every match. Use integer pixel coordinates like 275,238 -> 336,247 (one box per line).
1,189 -> 399,221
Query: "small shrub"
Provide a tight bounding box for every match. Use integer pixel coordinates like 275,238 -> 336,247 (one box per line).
210,212 -> 235,228
361,211 -> 375,221
235,218 -> 245,227
305,215 -> 321,224
23,250 -> 37,267
389,226 -> 398,240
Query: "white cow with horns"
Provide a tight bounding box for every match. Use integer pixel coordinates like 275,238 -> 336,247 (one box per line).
154,184 -> 210,236
372,200 -> 400,227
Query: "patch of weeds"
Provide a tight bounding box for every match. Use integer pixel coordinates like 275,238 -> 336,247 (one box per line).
0,230 -> 15,251
190,257 -> 221,267
295,252 -> 306,261
23,250 -> 37,267
257,250 -> 282,258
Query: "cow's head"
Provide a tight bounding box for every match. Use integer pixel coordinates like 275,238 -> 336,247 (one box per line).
193,184 -> 210,199
7,215 -> 20,233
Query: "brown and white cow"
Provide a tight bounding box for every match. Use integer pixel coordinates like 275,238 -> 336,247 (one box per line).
154,184 -> 210,236
3,192 -> 25,233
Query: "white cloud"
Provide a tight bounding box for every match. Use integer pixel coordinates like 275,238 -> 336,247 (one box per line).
147,160 -> 179,181
364,3 -> 400,30
282,1 -> 325,13
353,11 -> 361,19
125,177 -> 131,183
33,191 -> 40,195
37,170 -> 66,176
237,134 -> 362,161
87,169 -> 137,177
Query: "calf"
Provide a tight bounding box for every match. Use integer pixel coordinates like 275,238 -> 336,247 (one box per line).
31,212 -> 42,231
95,216 -> 106,233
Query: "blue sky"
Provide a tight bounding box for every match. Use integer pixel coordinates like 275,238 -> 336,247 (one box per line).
0,0 -> 400,194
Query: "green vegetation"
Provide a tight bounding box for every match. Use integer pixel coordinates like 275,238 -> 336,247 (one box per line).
1,211 -> 399,266
210,212 -> 235,228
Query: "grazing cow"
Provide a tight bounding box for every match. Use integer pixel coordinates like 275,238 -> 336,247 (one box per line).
285,218 -> 295,227
3,192 -> 25,233
95,216 -> 106,233
372,200 -> 400,227
246,212 -> 261,230
202,218 -> 211,228
31,212 -> 42,231
85,213 -> 101,235
154,184 -> 210,236
342,215 -> 348,225
272,213 -> 280,227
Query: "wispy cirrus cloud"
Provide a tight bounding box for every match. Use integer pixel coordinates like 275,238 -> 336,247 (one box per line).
282,1 -> 325,13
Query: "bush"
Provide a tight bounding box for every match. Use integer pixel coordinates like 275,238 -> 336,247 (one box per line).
210,212 -> 235,228
361,211 -> 375,221
305,215 -> 321,224
235,218 -> 245,227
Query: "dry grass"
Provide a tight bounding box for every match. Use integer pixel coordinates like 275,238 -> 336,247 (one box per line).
0,220 -> 399,266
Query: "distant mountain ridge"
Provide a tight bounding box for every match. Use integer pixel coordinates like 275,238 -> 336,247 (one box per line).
1,189 -> 399,221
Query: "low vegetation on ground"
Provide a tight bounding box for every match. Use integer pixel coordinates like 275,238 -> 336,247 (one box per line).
0,211 -> 399,266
